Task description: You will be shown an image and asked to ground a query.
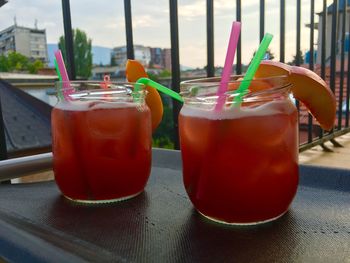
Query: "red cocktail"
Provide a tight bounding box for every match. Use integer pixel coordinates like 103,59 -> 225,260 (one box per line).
179,76 -> 299,225
51,82 -> 152,203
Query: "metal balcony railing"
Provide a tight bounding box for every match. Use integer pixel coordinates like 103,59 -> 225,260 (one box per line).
0,0 -> 350,165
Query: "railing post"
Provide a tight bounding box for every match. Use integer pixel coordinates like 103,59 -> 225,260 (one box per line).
319,0 -> 327,139
307,0 -> 315,143
61,0 -> 76,80
330,0 -> 338,95
124,0 -> 134,59
206,0 -> 214,77
259,0 -> 265,42
280,0 -> 285,63
295,0 -> 301,134
0,98 -> 9,184
296,0 -> 301,66
337,0 -> 347,130
169,0 -> 181,150
347,0 -> 350,127
0,99 -> 7,161
236,0 -> 241,74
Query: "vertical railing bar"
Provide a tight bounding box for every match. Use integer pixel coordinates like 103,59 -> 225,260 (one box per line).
319,0 -> 327,138
280,0 -> 285,62
330,0 -> 338,95
0,99 -> 7,161
337,0 -> 346,129
124,0 -> 134,59
309,1 -> 315,71
0,97 -> 9,184
206,0 -> 214,77
61,0 -> 76,80
330,0 -> 338,134
296,0 -> 301,142
296,0 -> 301,66
308,0 -> 315,143
169,0 -> 181,149
260,0 -> 265,42
236,0 -> 242,74
321,0 -> 327,79
346,1 -> 350,127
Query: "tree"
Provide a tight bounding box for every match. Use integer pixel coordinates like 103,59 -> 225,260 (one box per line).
58,28 -> 92,78
152,102 -> 175,149
0,52 -> 44,73
252,48 -> 275,60
28,59 -> 44,74
0,55 -> 8,71
7,52 -> 29,71
289,50 -> 304,65
110,56 -> 117,66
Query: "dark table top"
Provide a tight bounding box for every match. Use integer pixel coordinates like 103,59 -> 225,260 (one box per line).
0,149 -> 350,263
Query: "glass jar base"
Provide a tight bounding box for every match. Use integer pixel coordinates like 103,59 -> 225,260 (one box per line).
197,209 -> 288,226
63,190 -> 143,204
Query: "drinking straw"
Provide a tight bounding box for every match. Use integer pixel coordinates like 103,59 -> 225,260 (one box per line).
232,33 -> 273,106
54,50 -> 71,101
53,58 -> 64,100
136,77 -> 184,103
214,21 -> 241,112
100,74 -> 111,89
53,58 -> 62,82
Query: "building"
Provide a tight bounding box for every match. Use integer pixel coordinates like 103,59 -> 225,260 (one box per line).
0,23 -> 48,63
316,0 -> 350,64
111,45 -> 151,67
150,47 -> 163,68
150,47 -> 171,70
162,48 -> 171,71
91,66 -> 125,80
111,45 -> 171,70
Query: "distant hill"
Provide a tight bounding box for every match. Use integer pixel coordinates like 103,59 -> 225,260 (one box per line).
47,44 -> 111,67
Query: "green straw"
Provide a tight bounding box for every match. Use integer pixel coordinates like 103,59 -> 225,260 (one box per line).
54,58 -> 62,81
232,33 -> 273,106
136,77 -> 184,103
53,58 -> 64,100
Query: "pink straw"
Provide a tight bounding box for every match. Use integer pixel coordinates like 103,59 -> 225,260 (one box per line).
214,21 -> 241,111
54,50 -> 72,100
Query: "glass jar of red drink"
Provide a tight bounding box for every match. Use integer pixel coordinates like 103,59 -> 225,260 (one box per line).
179,75 -> 299,225
51,81 -> 152,204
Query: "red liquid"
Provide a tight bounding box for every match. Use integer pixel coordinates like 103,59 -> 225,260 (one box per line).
51,101 -> 152,202
179,101 -> 299,224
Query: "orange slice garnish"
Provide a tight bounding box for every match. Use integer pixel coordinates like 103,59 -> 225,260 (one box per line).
255,60 -> 336,131
126,60 -> 163,132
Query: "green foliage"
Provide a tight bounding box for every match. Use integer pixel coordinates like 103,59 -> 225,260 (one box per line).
152,137 -> 174,149
7,52 -> 29,71
58,28 -> 92,79
252,48 -> 275,60
147,70 -> 171,82
110,56 -> 117,66
289,50 -> 304,65
28,60 -> 44,74
147,72 -> 159,82
152,99 -> 175,149
0,55 -> 9,71
0,52 -> 44,73
159,70 -> 171,78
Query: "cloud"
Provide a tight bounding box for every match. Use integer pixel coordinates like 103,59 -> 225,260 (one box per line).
0,0 -> 326,67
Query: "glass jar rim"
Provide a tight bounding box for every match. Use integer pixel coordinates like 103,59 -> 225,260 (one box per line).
55,80 -> 145,86
179,74 -> 292,107
180,74 -> 291,97
54,81 -> 146,103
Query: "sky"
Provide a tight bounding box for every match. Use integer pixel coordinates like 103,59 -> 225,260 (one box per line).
0,0 -> 326,68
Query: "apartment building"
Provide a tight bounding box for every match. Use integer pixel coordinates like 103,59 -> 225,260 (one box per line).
0,23 -> 48,62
